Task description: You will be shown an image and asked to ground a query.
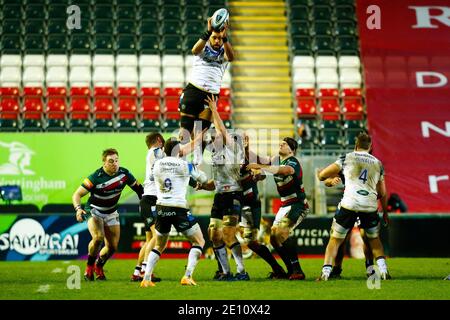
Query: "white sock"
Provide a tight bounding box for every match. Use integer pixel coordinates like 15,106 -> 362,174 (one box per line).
185,246 -> 202,277
376,256 -> 388,273
230,242 -> 245,274
322,265 -> 332,276
141,262 -> 147,272
143,249 -> 160,281
133,265 -> 141,276
215,245 -> 230,274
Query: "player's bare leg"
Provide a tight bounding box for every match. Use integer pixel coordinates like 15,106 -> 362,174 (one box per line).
319,236 -> 346,281
85,216 -> 104,281
95,225 -> 120,280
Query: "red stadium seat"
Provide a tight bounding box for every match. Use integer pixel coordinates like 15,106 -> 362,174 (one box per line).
46,97 -> 67,113
341,88 -> 362,98
47,110 -> 65,120
296,98 -> 317,118
94,97 -> 114,112
164,97 -> 179,113
318,88 -> 339,98
0,87 -> 21,97
220,87 -> 231,97
142,97 -> 161,113
140,87 -> 160,97
0,97 -> 20,112
217,98 -> 231,113
23,87 -> 44,97
118,98 -> 137,113
142,112 -> 160,120
71,111 -> 90,120
70,87 -> 91,97
46,87 -> 67,97
117,87 -> 138,97
94,86 -> 115,97
70,97 -> 91,112
165,112 -> 180,120
319,98 -> 340,120
163,87 -> 182,97
343,97 -> 364,120
23,97 -> 43,112
296,88 -> 315,98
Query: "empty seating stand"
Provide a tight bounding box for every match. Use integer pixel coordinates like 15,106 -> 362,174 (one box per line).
0,0 -> 233,133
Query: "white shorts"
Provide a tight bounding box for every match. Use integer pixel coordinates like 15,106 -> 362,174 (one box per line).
90,208 -> 120,227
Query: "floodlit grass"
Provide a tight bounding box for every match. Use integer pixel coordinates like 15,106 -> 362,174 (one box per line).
0,258 -> 449,300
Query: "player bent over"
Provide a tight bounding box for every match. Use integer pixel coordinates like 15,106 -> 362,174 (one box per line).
248,138 -> 309,280
140,138 -> 208,287
73,148 -> 144,281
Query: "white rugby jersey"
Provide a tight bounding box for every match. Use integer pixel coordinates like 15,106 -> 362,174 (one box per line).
189,41 -> 229,94
211,141 -> 244,193
335,151 -> 384,212
143,147 -> 165,196
153,157 -> 207,208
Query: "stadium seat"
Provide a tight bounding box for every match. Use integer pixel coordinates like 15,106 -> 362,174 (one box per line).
321,129 -> 342,148
25,19 -> 45,35
117,20 -> 137,35
292,36 -> 312,55
319,98 -> 340,120
140,5 -> 160,20
1,35 -> 22,54
344,129 -> 362,146
312,21 -> 333,36
140,35 -> 160,54
162,35 -> 183,54
47,19 -> 68,35
3,5 -> 21,19
0,111 -> 20,132
140,112 -> 161,132
290,21 -> 310,36
117,5 -> 136,20
289,6 -> 310,20
296,98 -> 317,118
69,111 -> 91,132
342,97 -> 364,120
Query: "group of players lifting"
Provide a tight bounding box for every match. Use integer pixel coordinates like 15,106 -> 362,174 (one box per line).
71,15 -> 391,286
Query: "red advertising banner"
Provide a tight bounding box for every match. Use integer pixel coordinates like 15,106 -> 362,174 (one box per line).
356,0 -> 450,212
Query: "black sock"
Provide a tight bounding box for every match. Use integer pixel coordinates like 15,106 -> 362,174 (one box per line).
213,249 -> 224,273
248,242 -> 285,274
87,255 -> 96,266
273,243 -> 294,274
96,249 -> 115,268
365,259 -> 374,269
283,237 -> 302,274
331,266 -> 342,275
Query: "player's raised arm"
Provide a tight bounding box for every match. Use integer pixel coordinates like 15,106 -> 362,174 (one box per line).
205,94 -> 233,146
221,23 -> 235,62
192,18 -> 213,55
317,163 -> 341,181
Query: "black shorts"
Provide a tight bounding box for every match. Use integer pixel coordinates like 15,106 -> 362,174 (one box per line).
334,206 -> 380,230
155,205 -> 196,234
179,83 -> 218,133
211,191 -> 243,220
139,195 -> 157,230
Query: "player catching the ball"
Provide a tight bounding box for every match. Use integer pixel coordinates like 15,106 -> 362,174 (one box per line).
179,8 -> 235,145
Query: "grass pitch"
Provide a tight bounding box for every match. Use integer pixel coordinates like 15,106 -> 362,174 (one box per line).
0,258 -> 449,300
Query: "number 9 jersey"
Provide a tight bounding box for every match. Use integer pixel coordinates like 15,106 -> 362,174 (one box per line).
334,151 -> 384,212
153,156 -> 207,209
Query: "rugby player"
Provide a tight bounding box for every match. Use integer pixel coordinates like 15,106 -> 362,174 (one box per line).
317,132 -> 391,281
247,138 -> 309,280
73,148 -> 144,281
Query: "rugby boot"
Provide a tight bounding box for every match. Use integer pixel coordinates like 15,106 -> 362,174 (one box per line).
180,276 -> 197,286
288,272 -> 306,280
216,272 -> 235,281
94,264 -> 106,280
130,274 -> 143,282
140,279 -> 155,288
329,267 -> 342,279
380,271 -> 392,280
234,271 -> 250,281
267,271 -> 288,279
212,270 -> 222,280
316,272 -> 330,281
151,274 -> 162,282
84,265 -> 94,281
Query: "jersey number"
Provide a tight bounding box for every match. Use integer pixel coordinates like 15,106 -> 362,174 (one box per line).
359,169 -> 368,184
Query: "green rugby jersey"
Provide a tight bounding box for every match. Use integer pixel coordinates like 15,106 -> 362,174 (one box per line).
81,167 -> 136,214
273,156 -> 307,208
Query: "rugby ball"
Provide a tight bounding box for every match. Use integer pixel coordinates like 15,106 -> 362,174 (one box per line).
211,8 -> 229,32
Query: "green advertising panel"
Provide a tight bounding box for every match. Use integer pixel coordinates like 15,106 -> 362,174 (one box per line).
0,133 -> 172,208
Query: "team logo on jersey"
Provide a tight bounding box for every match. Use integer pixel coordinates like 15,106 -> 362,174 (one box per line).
357,190 -> 370,196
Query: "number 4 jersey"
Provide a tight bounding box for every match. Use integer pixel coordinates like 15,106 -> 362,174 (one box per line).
335,151 -> 384,212
153,156 -> 207,209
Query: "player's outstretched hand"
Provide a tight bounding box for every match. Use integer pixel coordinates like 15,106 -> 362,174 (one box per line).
204,95 -> 218,111
246,163 -> 262,171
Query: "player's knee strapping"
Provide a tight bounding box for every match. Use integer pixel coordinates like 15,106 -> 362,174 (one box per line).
331,219 -> 348,239
209,218 -> 223,229
364,224 -> 380,239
